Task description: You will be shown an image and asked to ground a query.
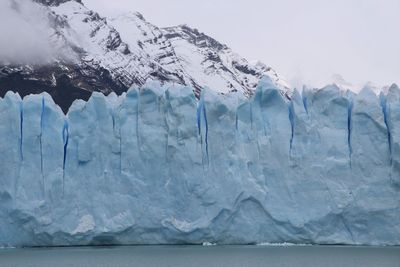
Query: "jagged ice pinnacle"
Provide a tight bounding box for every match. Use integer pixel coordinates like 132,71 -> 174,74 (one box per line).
0,77 -> 399,247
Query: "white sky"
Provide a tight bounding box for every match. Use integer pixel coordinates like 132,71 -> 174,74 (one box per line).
87,0 -> 399,88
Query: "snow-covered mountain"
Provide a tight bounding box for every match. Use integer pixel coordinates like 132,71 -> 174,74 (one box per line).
0,0 -> 291,112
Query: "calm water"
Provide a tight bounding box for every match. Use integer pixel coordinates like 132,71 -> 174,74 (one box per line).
0,245 -> 399,267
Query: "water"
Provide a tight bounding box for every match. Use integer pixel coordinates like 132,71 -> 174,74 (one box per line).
0,246 -> 398,267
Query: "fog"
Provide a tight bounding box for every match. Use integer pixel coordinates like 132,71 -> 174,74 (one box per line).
0,0 -> 70,65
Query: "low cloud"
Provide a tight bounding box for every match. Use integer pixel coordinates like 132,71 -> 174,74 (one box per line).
0,0 -> 74,65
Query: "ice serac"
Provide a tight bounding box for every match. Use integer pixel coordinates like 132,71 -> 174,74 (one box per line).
0,79 -> 399,247
385,84 -> 400,187
0,92 -> 22,231
346,86 -> 397,244
289,85 -> 355,243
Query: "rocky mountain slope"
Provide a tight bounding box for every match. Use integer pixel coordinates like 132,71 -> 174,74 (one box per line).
0,0 -> 290,112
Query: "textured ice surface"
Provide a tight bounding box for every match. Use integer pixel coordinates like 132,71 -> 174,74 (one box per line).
0,78 -> 399,247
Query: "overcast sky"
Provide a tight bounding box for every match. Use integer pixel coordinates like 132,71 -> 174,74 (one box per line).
84,0 -> 400,89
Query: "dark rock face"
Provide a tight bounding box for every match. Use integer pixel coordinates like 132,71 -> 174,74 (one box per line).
167,25 -> 228,51
0,64 -> 125,113
32,0 -> 81,6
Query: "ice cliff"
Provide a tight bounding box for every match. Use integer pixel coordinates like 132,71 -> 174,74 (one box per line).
0,78 -> 399,247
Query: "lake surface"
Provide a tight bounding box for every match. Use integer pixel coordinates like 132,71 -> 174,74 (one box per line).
0,245 -> 399,267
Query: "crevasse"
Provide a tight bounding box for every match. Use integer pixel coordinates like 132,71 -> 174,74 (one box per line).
0,78 -> 399,247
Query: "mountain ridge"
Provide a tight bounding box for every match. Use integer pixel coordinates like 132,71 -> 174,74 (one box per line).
0,0 -> 291,112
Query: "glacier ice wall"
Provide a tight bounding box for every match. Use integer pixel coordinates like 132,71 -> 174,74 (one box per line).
0,78 -> 399,247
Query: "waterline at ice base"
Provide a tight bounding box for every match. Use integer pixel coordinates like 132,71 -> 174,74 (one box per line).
0,78 -> 399,247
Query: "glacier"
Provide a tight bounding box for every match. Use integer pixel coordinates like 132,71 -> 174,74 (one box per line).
0,78 -> 399,247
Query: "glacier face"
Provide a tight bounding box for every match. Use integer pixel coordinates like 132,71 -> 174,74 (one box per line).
0,78 -> 399,247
